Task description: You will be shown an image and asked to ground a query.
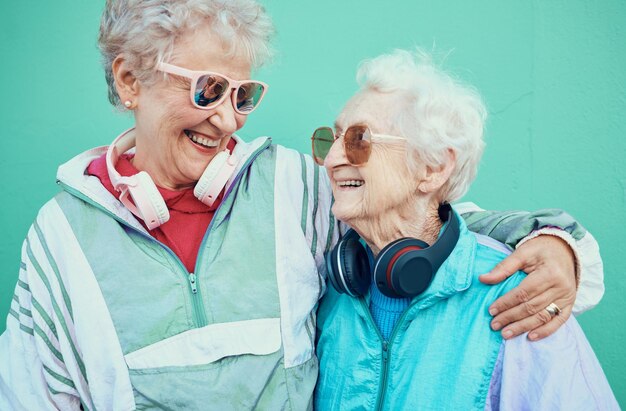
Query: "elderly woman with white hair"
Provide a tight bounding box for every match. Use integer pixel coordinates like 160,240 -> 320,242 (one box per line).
0,0 -> 607,409
313,49 -> 618,410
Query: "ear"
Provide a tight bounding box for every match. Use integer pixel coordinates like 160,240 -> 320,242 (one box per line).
112,54 -> 140,104
417,148 -> 456,194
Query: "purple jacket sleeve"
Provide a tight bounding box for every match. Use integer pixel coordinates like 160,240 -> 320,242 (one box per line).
486,317 -> 619,410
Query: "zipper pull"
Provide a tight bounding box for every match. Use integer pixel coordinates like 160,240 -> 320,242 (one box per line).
188,273 -> 198,294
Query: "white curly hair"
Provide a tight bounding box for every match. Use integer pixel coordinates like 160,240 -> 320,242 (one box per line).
356,49 -> 488,202
98,0 -> 274,108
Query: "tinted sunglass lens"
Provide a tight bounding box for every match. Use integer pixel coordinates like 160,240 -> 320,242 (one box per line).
194,74 -> 229,107
236,83 -> 265,113
312,128 -> 334,165
344,125 -> 371,165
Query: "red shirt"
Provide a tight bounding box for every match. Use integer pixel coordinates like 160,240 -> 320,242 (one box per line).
87,140 -> 236,272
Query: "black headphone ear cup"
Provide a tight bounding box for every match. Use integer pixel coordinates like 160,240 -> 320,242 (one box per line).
374,238 -> 431,298
325,244 -> 345,294
339,237 -> 370,297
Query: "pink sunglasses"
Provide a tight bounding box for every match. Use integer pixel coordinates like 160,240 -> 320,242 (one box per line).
157,62 -> 268,114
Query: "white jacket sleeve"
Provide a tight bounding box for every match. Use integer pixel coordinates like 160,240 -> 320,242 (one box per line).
455,202 -> 605,315
295,156 -> 340,295
0,232 -> 84,410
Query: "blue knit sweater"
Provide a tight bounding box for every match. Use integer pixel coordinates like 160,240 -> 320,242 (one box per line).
366,248 -> 411,340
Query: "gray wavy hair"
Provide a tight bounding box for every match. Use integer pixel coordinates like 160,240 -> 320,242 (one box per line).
98,0 -> 274,108
356,49 -> 488,202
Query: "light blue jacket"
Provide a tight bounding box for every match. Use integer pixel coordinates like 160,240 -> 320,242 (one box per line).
315,215 -> 618,410
0,138 -> 337,410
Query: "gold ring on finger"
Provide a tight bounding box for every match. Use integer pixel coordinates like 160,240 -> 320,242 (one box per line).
545,302 -> 562,317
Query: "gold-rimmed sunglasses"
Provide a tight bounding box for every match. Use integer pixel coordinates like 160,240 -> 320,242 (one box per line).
311,125 -> 406,166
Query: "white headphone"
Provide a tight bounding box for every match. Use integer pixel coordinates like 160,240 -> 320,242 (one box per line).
106,128 -> 238,230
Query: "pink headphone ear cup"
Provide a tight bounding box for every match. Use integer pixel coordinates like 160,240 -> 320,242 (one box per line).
194,151 -> 232,207
128,171 -> 170,230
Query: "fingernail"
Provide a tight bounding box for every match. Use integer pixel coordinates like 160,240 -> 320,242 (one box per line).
489,308 -> 499,316
491,322 -> 501,331
502,329 -> 513,339
529,332 -> 538,340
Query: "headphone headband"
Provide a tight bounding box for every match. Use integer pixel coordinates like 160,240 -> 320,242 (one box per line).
415,203 -> 460,273
105,128 -> 137,192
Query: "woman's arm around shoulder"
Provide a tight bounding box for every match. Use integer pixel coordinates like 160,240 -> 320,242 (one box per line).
456,202 -> 604,339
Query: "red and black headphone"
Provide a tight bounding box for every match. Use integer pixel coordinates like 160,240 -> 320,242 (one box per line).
325,203 -> 460,298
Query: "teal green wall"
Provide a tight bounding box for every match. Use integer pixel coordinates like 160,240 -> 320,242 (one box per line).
1,0 -> 624,406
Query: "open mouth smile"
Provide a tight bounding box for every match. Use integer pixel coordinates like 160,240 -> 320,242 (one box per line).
336,180 -> 364,188
184,129 -> 220,149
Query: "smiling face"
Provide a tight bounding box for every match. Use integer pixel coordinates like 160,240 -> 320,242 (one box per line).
325,90 -> 423,225
129,26 -> 252,190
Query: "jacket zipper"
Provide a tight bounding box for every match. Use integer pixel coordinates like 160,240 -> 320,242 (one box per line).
187,273 -> 207,327
188,138 -> 271,326
359,297 -> 415,411
57,136 -> 271,329
357,299 -> 388,410
60,182 -> 209,326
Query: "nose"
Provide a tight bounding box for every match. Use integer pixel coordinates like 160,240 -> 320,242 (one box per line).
323,136 -> 348,170
207,91 -> 241,135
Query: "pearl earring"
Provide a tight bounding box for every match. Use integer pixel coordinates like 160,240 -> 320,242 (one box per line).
124,100 -> 132,108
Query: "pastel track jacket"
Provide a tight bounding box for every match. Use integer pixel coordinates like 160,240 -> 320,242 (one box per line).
1,135 -> 605,410
0,137 -> 336,410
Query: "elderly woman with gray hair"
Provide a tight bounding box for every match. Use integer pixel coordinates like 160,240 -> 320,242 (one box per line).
0,0 -> 606,409
313,50 -> 618,410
